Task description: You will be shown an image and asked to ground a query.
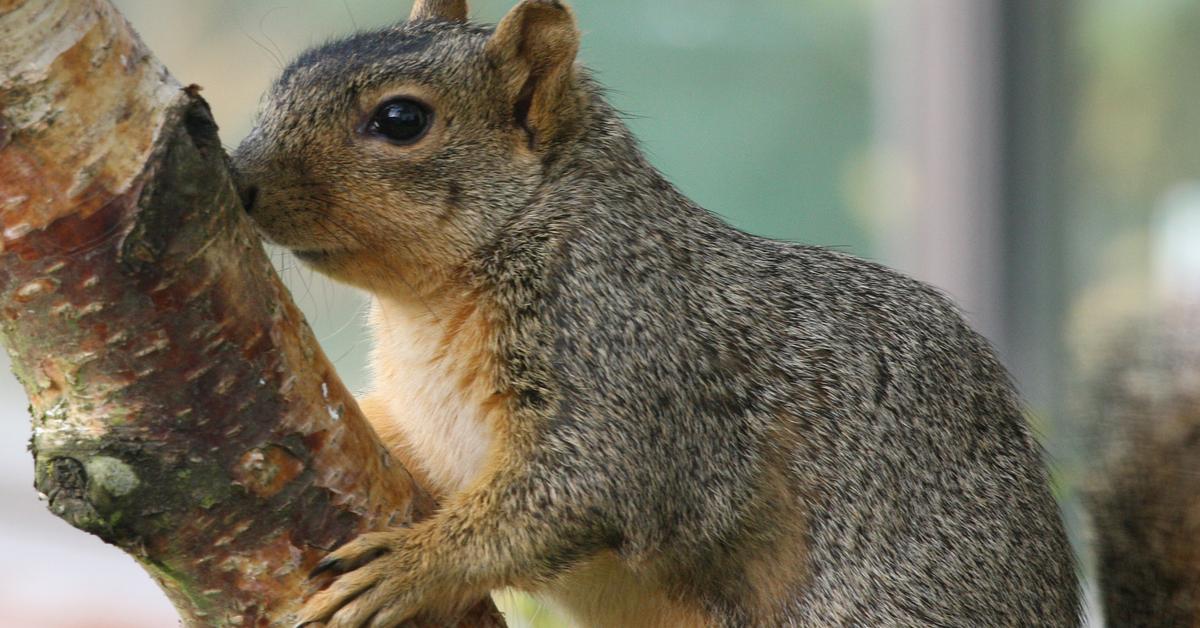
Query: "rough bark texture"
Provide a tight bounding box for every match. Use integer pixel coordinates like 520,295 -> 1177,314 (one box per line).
0,1 -> 503,626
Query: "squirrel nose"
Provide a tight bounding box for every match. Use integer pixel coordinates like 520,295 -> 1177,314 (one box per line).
239,184 -> 259,215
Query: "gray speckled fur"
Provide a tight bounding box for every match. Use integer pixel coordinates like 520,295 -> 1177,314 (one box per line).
491,108 -> 1080,625
236,15 -> 1079,626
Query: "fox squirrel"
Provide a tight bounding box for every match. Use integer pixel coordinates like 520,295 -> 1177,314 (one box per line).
231,0 -> 1080,625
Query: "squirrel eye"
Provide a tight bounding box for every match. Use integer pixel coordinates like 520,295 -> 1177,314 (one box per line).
364,98 -> 432,144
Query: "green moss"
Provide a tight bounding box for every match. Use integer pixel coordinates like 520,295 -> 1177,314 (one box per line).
86,455 -> 141,497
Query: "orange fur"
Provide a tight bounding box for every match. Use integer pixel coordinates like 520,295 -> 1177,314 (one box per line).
740,462 -> 812,623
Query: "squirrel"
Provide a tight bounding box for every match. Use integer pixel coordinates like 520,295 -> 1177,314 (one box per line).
231,0 -> 1080,625
1085,309 -> 1200,626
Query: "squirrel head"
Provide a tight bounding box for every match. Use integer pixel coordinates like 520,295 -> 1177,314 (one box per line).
232,0 -> 582,295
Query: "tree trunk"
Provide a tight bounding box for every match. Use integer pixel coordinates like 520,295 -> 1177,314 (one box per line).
0,1 -> 503,625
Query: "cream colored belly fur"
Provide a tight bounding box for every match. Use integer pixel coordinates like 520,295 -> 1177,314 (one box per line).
538,554 -> 711,628
365,295 -> 496,495
362,296 -> 701,627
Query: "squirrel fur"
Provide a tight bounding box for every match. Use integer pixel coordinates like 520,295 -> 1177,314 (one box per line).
231,1 -> 1080,625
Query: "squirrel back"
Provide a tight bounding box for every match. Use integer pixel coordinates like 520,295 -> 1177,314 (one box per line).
498,145 -> 1080,622
232,1 -> 1080,625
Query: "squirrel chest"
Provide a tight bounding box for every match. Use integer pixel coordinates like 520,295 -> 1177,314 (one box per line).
366,293 -> 502,497
367,294 -> 711,626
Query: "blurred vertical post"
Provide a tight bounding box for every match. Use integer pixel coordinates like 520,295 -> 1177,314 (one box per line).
871,0 -> 1004,346
0,1 -> 502,625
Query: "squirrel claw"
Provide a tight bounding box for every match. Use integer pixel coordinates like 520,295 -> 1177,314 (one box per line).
298,532 -> 411,625
309,556 -> 342,579
295,562 -> 395,628
309,537 -> 392,580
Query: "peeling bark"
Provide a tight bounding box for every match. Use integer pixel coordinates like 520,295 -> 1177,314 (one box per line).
0,1 -> 503,625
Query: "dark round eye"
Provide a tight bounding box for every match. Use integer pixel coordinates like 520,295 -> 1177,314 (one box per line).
364,98 -> 432,144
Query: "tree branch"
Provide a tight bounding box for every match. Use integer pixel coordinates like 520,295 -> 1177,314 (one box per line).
0,1 -> 503,625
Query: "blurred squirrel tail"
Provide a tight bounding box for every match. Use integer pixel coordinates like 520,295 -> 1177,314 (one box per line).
1087,308 -> 1200,626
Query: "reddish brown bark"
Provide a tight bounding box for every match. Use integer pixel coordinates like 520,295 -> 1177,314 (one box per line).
0,1 -> 502,625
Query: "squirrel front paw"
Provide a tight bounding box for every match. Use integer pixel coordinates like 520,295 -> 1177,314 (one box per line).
295,529 -> 450,628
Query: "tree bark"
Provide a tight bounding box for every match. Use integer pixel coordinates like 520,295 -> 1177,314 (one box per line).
0,1 -> 503,625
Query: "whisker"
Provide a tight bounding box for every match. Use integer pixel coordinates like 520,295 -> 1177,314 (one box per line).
238,21 -> 284,70
258,6 -> 289,68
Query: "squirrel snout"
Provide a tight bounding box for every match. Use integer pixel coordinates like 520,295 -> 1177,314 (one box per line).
230,152 -> 259,215
238,183 -> 259,215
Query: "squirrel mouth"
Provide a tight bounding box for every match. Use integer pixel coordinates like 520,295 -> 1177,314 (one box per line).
292,249 -> 338,263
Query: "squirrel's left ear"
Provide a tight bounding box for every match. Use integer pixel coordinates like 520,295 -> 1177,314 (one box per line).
486,0 -> 581,150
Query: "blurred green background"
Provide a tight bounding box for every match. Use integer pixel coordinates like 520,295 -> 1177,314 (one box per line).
0,1 -> 1197,625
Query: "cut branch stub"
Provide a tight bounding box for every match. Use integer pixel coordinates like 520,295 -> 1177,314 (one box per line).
0,1 -> 503,626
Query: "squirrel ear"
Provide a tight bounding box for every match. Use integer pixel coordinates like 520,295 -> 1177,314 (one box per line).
486,0 -> 581,150
409,0 -> 468,22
